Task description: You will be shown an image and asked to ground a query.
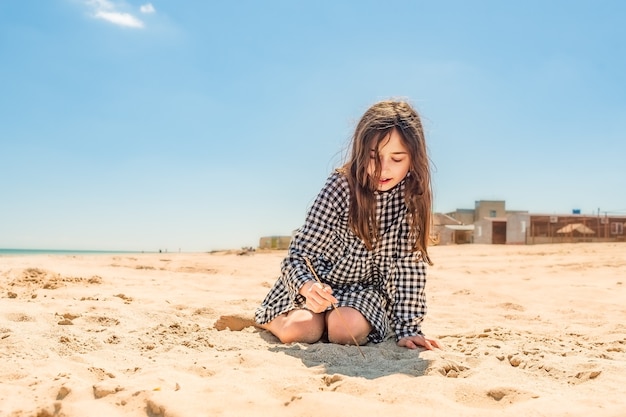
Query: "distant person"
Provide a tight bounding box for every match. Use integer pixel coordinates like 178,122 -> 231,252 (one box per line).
255,99 -> 440,350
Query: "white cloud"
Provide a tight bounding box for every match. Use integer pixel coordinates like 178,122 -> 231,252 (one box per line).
94,10 -> 144,28
140,3 -> 156,14
84,0 -> 146,29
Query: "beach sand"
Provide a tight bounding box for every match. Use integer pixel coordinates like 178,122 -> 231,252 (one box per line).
1,243 -> 625,416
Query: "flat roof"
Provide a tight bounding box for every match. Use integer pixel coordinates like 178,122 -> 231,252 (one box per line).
445,225 -> 475,231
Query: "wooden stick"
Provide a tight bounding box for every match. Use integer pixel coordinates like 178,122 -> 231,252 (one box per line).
304,257 -> 366,358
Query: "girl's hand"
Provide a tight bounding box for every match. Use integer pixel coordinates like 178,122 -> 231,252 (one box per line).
300,281 -> 337,313
397,334 -> 441,350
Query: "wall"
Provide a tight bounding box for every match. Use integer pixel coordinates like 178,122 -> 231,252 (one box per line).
475,200 -> 506,220
447,209 -> 475,225
507,213 -> 531,244
473,218 -> 493,244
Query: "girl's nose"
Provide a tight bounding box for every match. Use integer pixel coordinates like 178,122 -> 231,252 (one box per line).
380,157 -> 390,172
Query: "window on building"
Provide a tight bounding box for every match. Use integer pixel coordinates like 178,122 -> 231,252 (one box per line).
489,210 -> 496,218
610,222 -> 624,235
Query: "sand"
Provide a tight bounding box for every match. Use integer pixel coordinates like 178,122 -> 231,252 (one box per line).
1,243 -> 625,416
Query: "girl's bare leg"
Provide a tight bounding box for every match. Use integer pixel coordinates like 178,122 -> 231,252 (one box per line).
261,309 -> 326,344
326,307 -> 371,346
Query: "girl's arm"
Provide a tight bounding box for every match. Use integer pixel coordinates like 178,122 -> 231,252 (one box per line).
390,252 -> 441,349
389,251 -> 428,340
279,173 -> 347,297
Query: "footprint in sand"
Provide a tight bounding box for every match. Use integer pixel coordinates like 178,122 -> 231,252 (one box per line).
213,315 -> 259,331
6,313 -> 35,322
322,374 -> 343,387
426,358 -> 470,378
454,385 -> 537,408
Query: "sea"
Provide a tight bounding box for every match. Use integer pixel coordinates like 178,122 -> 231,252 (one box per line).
0,248 -> 145,256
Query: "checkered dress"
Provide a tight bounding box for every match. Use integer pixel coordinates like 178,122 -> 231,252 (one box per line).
255,171 -> 427,343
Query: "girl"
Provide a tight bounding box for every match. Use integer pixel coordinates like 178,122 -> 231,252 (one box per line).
255,99 -> 440,350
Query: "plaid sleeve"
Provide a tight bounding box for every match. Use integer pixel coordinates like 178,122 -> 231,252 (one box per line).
389,244 -> 428,340
280,172 -> 347,296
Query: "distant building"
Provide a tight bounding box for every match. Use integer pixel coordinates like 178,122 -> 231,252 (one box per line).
446,208 -> 475,225
259,235 -> 292,250
440,200 -> 626,245
432,213 -> 474,245
520,213 -> 626,244
445,200 -> 526,245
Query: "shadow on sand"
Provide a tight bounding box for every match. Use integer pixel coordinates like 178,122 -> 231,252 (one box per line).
265,336 -> 432,379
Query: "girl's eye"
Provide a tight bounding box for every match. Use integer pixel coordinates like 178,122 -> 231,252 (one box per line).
392,158 -> 404,163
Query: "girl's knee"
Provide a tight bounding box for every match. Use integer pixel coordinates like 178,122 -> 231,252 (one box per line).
278,323 -> 324,344
327,327 -> 369,345
326,308 -> 371,346
269,311 -> 325,344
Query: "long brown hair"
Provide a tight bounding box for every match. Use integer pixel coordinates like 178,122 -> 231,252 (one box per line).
339,100 -> 433,265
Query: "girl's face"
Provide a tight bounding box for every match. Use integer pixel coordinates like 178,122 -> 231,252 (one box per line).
367,128 -> 411,192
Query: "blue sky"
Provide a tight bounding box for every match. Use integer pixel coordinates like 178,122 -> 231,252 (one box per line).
1,1 -> 625,252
